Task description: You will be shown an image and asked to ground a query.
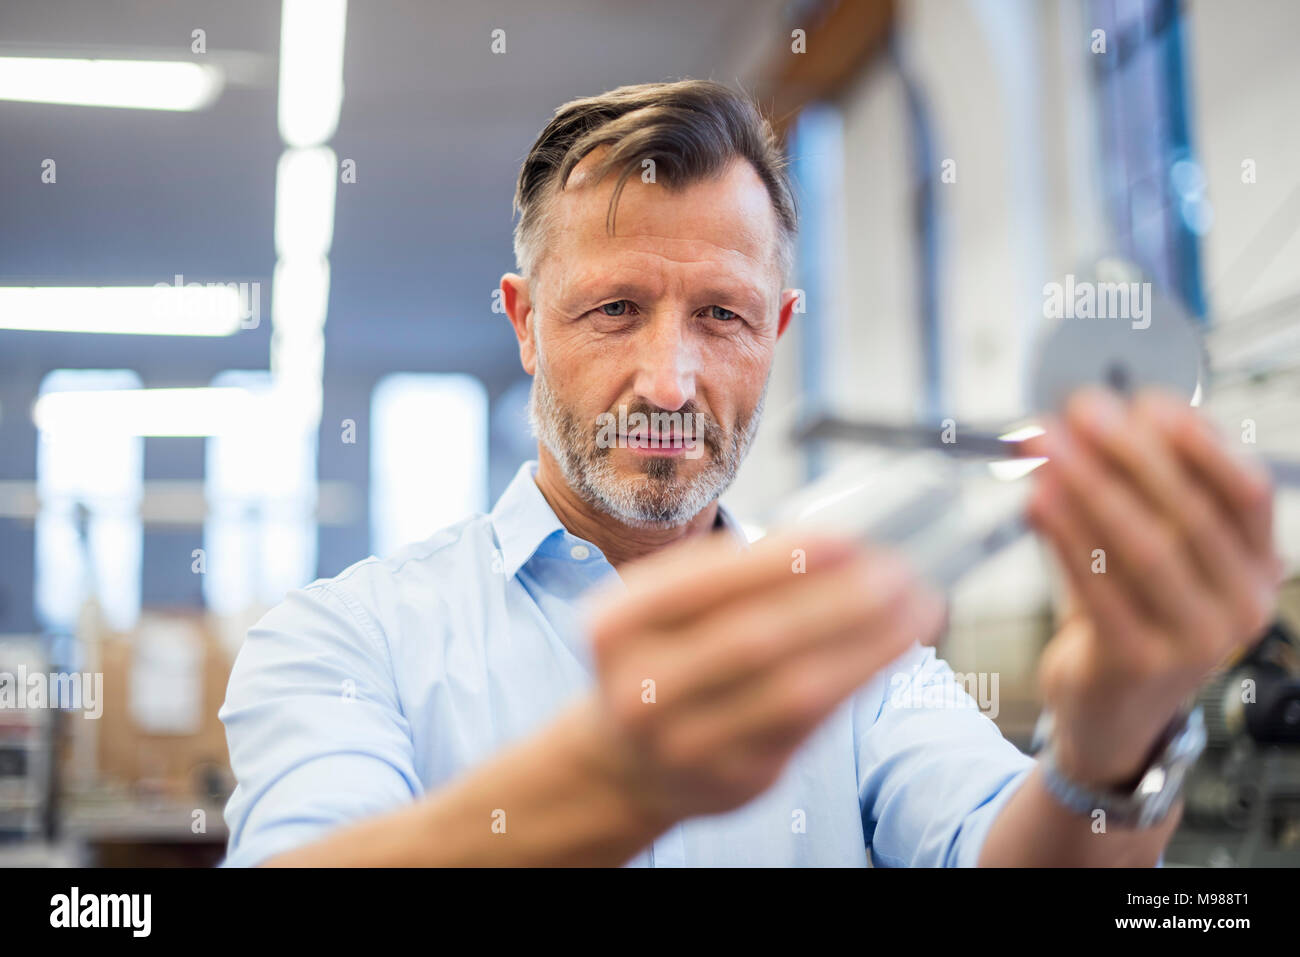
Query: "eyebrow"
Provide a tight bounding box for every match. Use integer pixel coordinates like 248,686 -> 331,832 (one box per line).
697,286 -> 767,315
567,280 -> 658,304
564,279 -> 768,316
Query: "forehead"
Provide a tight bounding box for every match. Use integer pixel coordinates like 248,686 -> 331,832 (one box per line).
542,155 -> 783,287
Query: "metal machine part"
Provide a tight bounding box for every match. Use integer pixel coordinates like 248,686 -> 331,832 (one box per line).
1030,260 -> 1204,413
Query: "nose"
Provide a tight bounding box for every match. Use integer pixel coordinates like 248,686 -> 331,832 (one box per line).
632,316 -> 697,412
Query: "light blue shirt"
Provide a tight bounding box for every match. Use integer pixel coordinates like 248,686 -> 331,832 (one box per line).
220,459 -> 1035,867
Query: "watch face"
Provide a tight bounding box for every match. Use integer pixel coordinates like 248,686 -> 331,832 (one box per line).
1133,710 -> 1207,827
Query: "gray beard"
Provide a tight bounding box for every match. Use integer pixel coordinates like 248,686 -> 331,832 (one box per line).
527,366 -> 766,529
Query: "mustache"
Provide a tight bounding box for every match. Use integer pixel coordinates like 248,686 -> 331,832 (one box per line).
592,402 -> 726,456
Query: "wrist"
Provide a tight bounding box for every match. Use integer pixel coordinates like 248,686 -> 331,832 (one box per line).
558,696 -> 677,849
1031,705 -> 1205,830
1045,697 -> 1194,790
1051,727 -> 1155,791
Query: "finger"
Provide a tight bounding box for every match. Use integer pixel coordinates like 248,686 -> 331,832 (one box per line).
1065,389 -> 1262,625
1026,468 -> 1146,647
645,549 -> 919,709
1138,389 -> 1275,558
672,581 -> 940,764
1131,395 -> 1276,638
1037,421 -> 1209,634
585,530 -> 860,647
804,580 -> 945,717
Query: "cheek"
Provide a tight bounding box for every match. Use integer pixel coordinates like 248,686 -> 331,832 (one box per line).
544,332 -> 632,410
540,324 -> 602,378
730,335 -> 772,372
701,336 -> 772,422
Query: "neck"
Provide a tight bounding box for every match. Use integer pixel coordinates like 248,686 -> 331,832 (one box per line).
532,445 -> 720,568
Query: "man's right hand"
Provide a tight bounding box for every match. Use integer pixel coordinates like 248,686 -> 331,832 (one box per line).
579,529 -> 946,832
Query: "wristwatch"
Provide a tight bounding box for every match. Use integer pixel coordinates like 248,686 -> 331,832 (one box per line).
1030,705 -> 1206,829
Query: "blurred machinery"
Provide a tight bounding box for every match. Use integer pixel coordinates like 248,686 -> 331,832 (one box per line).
0,639 -> 55,842
1173,611 -> 1300,866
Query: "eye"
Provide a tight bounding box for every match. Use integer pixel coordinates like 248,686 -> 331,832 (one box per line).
706,305 -> 737,321
598,300 -> 631,317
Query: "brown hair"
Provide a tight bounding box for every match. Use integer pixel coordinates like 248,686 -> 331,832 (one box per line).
513,79 -> 797,279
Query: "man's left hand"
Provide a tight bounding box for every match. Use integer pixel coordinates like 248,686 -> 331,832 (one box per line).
1022,387 -> 1283,790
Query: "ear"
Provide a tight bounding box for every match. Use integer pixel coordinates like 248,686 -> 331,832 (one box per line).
776,287 -> 801,340
501,273 -> 536,375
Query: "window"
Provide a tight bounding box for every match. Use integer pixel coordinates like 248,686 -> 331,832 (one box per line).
203,371 -> 318,614
1089,0 -> 1208,319
34,370 -> 143,633
370,374 -> 488,559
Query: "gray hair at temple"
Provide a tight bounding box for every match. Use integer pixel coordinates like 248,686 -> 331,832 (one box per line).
512,79 -> 798,282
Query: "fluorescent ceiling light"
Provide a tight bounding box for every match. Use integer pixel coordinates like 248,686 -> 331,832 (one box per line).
275,147 -> 337,259
278,0 -> 348,146
272,327 -> 325,376
0,286 -> 244,336
33,387 -> 258,437
0,56 -> 223,110
270,329 -> 326,425
272,256 -> 331,333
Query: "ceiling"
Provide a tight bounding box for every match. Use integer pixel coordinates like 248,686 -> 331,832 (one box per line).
0,0 -> 791,396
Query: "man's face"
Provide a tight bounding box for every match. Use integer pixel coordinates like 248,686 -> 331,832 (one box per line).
509,155 -> 795,527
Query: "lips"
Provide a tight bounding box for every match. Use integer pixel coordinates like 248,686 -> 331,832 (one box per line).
620,432 -> 690,448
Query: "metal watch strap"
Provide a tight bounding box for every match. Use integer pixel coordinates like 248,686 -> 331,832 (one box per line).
1030,705 -> 1206,829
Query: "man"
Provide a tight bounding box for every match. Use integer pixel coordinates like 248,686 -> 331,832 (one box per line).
220,80 -> 1281,866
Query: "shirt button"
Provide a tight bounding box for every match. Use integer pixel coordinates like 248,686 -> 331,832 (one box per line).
570,544 -> 591,561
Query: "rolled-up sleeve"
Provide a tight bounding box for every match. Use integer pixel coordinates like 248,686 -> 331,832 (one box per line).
218,583 -> 421,867
856,642 -> 1035,867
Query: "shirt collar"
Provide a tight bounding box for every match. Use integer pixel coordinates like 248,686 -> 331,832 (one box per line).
712,497 -> 749,547
490,460 -> 566,578
489,459 -> 749,577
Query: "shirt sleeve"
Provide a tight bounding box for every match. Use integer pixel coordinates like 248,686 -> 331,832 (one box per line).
218,582 -> 422,867
855,641 -> 1035,867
